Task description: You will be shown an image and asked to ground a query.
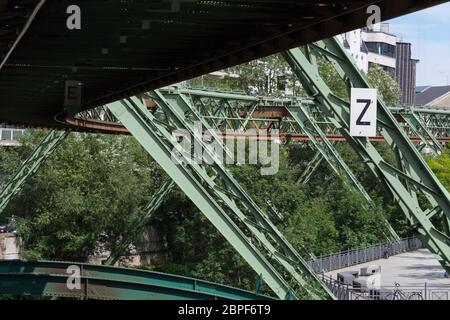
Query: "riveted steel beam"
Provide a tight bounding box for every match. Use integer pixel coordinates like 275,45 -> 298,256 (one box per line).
287,105 -> 399,241
283,37 -> 450,273
107,95 -> 335,300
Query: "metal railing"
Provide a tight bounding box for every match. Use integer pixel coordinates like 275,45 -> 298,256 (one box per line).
321,275 -> 450,300
308,236 -> 422,273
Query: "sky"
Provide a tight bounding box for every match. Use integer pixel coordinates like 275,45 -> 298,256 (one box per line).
387,2 -> 450,86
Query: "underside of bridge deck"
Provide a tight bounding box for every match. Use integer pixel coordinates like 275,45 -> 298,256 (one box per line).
0,0 -> 446,128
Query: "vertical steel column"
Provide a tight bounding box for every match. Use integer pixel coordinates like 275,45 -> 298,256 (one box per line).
107,96 -> 335,300
0,130 -> 69,215
282,37 -> 450,273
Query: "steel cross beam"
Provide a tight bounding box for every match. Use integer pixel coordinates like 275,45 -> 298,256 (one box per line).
286,105 -> 399,241
297,150 -> 324,185
288,106 -> 372,203
393,107 -> 450,142
106,95 -> 335,300
69,88 -> 450,144
161,87 -> 450,143
399,110 -> 443,155
282,37 -> 450,273
160,88 -> 399,240
0,130 -> 69,216
106,179 -> 176,266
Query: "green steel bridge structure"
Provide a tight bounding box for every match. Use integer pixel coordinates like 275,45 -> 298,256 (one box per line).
0,0 -> 449,300
0,260 -> 274,300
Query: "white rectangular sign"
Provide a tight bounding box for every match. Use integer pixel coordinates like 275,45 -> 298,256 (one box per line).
350,88 -> 377,137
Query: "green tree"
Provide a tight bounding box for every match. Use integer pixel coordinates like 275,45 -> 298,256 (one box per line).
427,145 -> 450,191
187,54 -> 301,96
367,64 -> 401,105
0,131 -> 159,261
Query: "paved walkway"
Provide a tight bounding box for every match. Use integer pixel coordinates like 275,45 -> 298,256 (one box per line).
326,249 -> 450,287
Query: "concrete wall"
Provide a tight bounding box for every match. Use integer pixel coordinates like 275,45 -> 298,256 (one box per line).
0,233 -> 21,260
367,52 -> 396,69
88,225 -> 168,267
362,30 -> 397,46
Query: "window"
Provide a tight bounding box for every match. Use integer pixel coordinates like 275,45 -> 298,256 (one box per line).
1,130 -> 11,140
0,128 -> 24,141
12,130 -> 23,141
365,42 -> 396,58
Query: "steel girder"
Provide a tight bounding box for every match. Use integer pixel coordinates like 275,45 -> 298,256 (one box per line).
161,87 -> 399,240
106,179 -> 176,266
296,150 -> 324,185
160,88 -> 396,242
68,87 -> 450,145
0,260 -> 274,300
286,105 -> 399,241
106,95 -> 335,300
288,106 -> 372,203
160,87 -> 450,142
282,37 -> 450,273
0,130 -> 69,216
398,109 -> 443,155
393,107 -> 450,143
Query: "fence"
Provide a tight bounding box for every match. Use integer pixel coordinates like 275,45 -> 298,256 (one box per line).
308,236 -> 422,273
321,275 -> 450,300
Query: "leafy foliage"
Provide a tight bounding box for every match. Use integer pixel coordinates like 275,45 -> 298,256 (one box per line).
0,50 -> 431,293
367,64 -> 401,105
426,145 -> 450,191
0,131 -> 159,261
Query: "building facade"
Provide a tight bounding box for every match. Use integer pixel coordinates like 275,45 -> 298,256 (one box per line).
396,42 -> 419,105
339,23 -> 419,105
338,29 -> 369,73
362,24 -> 397,75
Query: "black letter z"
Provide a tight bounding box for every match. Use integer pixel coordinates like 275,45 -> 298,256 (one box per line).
356,99 -> 371,126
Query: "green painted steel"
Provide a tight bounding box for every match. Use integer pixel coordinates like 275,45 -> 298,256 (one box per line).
0,130 -> 68,216
397,110 -> 444,155
162,87 -> 450,141
288,106 -> 373,203
106,179 -> 176,266
107,95 -> 335,300
286,106 -> 399,241
393,106 -> 450,142
282,37 -> 450,273
2,0 -> 442,128
150,89 -> 336,299
0,260 -> 275,300
296,150 -> 324,185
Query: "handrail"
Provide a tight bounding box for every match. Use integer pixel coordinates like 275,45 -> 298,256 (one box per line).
308,237 -> 422,273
